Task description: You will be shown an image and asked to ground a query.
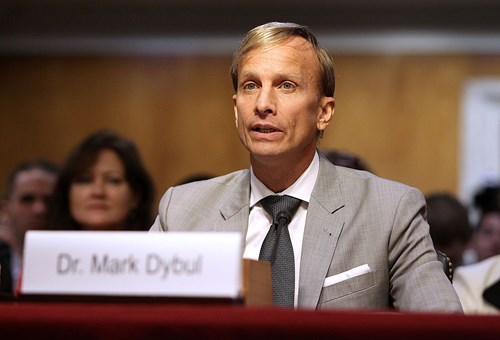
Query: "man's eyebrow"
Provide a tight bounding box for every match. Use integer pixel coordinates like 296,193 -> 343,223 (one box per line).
239,71 -> 302,82
238,71 -> 257,80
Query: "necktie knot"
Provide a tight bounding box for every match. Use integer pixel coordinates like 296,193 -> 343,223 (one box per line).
260,195 -> 302,226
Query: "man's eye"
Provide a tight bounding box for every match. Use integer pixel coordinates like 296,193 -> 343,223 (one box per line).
281,82 -> 294,90
243,83 -> 257,90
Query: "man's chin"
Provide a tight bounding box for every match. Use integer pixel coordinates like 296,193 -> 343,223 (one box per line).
247,144 -> 284,158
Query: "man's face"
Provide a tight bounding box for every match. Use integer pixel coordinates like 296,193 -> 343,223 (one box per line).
233,36 -> 334,166
3,169 -> 56,246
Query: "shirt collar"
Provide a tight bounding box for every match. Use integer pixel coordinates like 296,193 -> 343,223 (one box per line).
250,151 -> 320,207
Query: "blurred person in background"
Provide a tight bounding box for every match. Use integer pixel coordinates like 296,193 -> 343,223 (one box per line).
0,207 -> 14,246
321,149 -> 372,172
0,159 -> 58,295
453,254 -> 500,314
468,211 -> 500,263
465,185 -> 500,264
48,130 -> 154,231
0,239 -> 12,298
425,192 -> 471,267
450,185 -> 500,313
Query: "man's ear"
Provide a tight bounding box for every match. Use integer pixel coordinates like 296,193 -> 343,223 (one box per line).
317,97 -> 335,131
233,94 -> 239,128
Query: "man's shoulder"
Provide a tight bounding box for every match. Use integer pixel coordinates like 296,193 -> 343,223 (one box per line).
165,170 -> 251,204
323,160 -> 418,196
175,169 -> 250,191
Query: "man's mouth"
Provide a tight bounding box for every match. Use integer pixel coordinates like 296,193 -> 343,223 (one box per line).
252,126 -> 279,133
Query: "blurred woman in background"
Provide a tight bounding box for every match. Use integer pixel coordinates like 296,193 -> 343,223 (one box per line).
48,130 -> 154,231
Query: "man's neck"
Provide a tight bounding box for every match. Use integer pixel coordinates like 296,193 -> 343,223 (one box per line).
251,151 -> 316,193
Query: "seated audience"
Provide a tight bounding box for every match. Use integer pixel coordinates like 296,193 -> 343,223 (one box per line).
453,254 -> 500,314
468,211 -> 500,263
48,130 -> 154,231
0,213 -> 15,251
0,239 -> 13,298
425,192 -> 471,267
0,159 -> 58,295
474,184 -> 500,213
466,185 -> 500,263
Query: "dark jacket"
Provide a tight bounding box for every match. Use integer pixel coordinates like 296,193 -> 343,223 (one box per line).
0,239 -> 13,297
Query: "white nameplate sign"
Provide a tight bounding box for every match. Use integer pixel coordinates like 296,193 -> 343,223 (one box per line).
21,231 -> 243,298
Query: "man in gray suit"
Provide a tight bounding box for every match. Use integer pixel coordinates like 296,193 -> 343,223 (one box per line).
151,22 -> 462,312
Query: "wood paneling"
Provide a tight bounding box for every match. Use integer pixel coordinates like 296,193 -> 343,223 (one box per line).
1,54 -> 500,207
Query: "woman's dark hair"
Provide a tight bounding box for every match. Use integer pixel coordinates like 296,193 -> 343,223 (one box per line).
48,130 -> 155,230
474,185 -> 500,214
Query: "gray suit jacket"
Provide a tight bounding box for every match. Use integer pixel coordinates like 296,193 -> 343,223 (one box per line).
151,155 -> 462,312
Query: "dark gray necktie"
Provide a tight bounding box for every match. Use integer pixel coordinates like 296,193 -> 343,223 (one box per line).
258,195 -> 302,307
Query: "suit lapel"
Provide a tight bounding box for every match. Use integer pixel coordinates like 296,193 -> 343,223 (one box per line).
216,171 -> 251,234
298,156 -> 345,308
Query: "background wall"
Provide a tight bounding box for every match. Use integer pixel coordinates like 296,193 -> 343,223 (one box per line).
2,0 -> 500,208
2,54 -> 500,207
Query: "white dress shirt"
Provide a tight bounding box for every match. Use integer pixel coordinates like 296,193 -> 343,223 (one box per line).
243,152 -> 320,307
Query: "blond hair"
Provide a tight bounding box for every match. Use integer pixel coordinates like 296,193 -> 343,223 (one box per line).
230,22 -> 335,97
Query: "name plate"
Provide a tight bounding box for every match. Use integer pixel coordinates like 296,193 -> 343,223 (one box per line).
21,231 -> 243,299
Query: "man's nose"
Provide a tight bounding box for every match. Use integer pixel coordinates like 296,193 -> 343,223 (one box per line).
255,87 -> 276,116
